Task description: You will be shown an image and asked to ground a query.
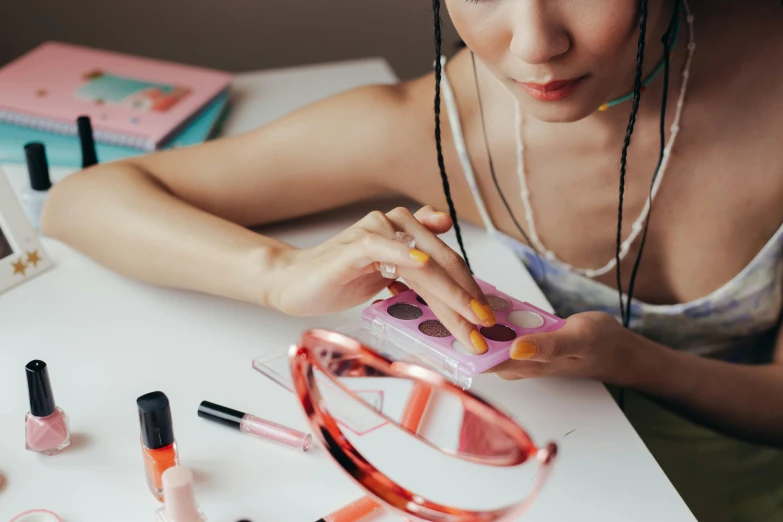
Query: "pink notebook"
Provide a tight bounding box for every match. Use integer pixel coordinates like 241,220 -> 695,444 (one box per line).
0,41 -> 232,151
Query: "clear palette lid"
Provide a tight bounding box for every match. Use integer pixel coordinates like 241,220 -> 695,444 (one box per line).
252,321 -> 474,396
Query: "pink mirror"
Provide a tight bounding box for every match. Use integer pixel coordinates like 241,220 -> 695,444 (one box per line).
289,329 -> 557,521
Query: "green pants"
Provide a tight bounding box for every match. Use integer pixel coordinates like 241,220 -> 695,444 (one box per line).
612,388 -> 783,521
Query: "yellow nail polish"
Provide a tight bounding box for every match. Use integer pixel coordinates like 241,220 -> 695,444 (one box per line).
470,330 -> 488,354
511,341 -> 537,360
483,304 -> 496,326
409,249 -> 429,263
470,299 -> 495,325
470,299 -> 489,322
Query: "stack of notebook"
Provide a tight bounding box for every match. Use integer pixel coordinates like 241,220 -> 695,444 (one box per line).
0,41 -> 233,167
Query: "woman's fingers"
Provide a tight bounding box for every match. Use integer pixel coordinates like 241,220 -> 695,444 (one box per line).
491,359 -> 548,379
409,283 -> 489,355
314,228 -> 490,354
398,257 -> 494,328
330,231 -> 429,278
340,207 -> 495,335
413,205 -> 453,235
386,206 -> 494,323
387,280 -> 410,295
331,226 -> 491,330
380,262 -> 486,354
354,210 -> 398,238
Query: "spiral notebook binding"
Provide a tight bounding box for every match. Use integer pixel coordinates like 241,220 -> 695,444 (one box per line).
0,108 -> 154,151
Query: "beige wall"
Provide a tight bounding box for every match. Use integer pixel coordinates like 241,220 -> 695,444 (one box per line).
0,1 -> 461,81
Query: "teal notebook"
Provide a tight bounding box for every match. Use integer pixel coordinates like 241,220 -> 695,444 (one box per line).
0,90 -> 230,167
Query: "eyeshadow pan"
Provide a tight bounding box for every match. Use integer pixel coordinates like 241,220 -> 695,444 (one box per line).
418,320 -> 451,338
451,340 -> 478,356
416,295 -> 428,306
387,303 -> 423,321
479,324 -> 517,342
508,310 -> 544,329
486,295 -> 511,311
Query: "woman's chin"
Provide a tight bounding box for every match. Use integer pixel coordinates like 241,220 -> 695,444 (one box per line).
517,97 -> 603,123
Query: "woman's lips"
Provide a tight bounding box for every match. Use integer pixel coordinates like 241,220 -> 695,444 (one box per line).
517,76 -> 586,101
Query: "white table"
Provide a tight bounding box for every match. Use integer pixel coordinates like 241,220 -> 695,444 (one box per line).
0,58 -> 696,522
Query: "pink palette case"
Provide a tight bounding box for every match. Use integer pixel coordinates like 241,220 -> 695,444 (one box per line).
361,278 -> 564,386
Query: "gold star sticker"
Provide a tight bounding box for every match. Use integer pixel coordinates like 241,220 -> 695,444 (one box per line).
12,258 -> 27,276
26,250 -> 42,267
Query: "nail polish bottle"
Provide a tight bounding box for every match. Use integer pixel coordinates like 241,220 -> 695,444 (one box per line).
137,391 -> 179,501
77,115 -> 99,168
25,360 -> 70,455
22,142 -> 52,231
155,466 -> 208,522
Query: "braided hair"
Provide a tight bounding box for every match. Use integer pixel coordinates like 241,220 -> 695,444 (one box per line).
616,0 -> 650,325
433,0 -> 472,272
431,0 -> 680,328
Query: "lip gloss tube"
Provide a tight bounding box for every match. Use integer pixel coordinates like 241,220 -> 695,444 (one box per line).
138,391 -> 179,501
198,401 -> 312,452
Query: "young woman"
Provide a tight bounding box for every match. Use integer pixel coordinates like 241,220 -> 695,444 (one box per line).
42,1 -> 783,519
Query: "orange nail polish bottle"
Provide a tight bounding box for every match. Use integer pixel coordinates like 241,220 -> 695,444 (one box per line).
137,391 -> 179,501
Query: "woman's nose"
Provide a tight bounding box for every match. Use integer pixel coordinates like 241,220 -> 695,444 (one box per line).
508,2 -> 571,65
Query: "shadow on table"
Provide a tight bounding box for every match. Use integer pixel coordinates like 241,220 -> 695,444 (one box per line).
67,432 -> 93,453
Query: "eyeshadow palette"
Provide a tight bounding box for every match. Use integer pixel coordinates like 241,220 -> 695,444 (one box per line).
361,278 -> 564,387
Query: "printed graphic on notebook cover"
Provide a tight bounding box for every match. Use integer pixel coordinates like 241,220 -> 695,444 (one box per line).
75,70 -> 191,113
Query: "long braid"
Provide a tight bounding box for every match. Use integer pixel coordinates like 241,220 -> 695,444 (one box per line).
616,0 -> 649,326
626,0 -> 682,320
433,0 -> 472,273
617,0 -> 680,411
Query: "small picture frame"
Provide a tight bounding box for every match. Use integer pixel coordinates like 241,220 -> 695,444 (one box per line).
0,166 -> 53,294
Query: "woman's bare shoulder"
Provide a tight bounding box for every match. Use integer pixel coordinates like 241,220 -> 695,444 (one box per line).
379,47 -> 485,199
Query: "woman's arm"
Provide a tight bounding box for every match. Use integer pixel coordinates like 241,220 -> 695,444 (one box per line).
41,81 -> 433,306
42,61 -> 502,352
497,310 -> 783,448
629,321 -> 783,447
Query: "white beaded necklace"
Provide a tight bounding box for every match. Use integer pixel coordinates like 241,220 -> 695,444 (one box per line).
514,1 -> 696,279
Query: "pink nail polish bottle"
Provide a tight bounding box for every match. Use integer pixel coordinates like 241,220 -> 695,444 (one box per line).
25,360 -> 70,455
155,466 -> 208,522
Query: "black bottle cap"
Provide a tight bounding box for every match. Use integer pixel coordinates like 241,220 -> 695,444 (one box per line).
197,400 -> 244,431
77,115 -> 99,168
24,142 -> 52,191
137,391 -> 175,449
26,359 -> 56,417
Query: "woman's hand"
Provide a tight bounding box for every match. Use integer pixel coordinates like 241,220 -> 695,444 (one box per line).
267,205 -> 497,355
491,311 -> 641,387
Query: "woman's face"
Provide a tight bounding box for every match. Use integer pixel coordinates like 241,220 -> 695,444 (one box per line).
446,0 -> 672,122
